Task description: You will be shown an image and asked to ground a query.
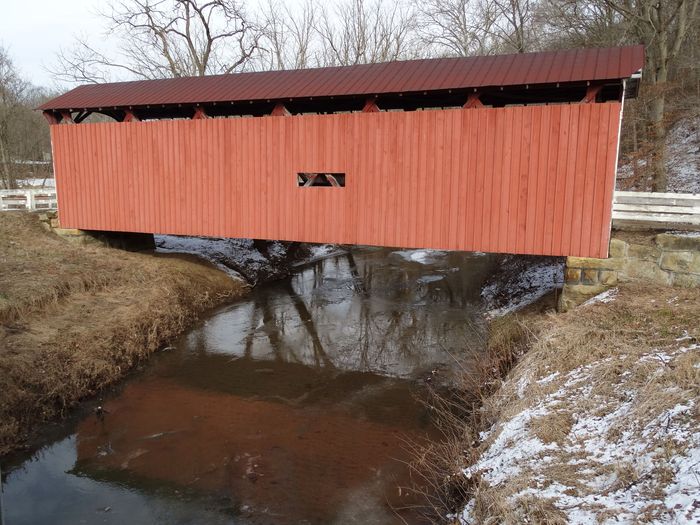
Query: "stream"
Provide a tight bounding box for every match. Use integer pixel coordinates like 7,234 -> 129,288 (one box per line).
1,247 -> 495,525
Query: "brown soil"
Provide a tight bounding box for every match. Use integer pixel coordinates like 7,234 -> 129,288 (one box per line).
0,212 -> 248,455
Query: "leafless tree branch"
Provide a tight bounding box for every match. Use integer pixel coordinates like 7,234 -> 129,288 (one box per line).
50,0 -> 263,83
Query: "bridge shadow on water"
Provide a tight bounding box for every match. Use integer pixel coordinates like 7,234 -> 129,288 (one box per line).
2,247 -> 496,525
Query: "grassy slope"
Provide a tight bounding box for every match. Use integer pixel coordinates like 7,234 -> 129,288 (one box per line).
461,285 -> 700,523
0,213 -> 248,455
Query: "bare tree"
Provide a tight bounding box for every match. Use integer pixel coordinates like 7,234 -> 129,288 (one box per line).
415,0 -> 540,57
51,0 -> 263,83
414,0 -> 496,56
539,0 -> 627,48
603,0 -> 700,191
315,0 -> 419,66
0,48 -> 52,189
0,48 -> 22,188
257,0 -> 318,70
484,0 -> 540,53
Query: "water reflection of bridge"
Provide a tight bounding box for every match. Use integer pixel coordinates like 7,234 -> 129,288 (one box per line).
188,248 -> 494,378
74,374 -> 430,524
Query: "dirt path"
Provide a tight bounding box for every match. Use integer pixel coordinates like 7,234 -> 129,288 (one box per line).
0,213 -> 248,455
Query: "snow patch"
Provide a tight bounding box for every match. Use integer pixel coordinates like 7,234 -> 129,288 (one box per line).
15,177 -> 55,188
459,345 -> 700,524
393,249 -> 447,264
155,235 -> 248,280
617,115 -> 700,193
536,372 -> 560,385
156,236 -> 343,284
482,256 -> 564,317
582,287 -> 618,306
666,115 -> 700,194
463,407 -> 555,486
309,244 -> 336,258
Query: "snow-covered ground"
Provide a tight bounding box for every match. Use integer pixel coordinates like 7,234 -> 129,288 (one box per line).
481,255 -> 564,317
582,287 -> 618,306
458,289 -> 700,524
618,115 -> 699,193
293,243 -> 343,267
461,351 -> 699,523
667,115 -> 700,194
15,177 -> 55,188
155,235 -> 339,284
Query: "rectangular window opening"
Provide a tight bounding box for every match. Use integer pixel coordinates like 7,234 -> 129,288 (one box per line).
297,172 -> 346,188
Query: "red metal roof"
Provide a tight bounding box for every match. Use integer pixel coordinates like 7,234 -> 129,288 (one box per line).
41,45 -> 644,111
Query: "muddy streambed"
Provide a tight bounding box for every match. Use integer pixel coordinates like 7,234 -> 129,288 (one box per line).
1,247 -> 495,525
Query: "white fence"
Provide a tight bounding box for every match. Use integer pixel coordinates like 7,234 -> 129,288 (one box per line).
2,188 -> 698,231
0,189 -> 58,212
613,191 -> 700,230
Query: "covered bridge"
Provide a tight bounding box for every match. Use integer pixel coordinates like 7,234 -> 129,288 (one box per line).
41,45 -> 644,258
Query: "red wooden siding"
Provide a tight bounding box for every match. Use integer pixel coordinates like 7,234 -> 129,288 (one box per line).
51,102 -> 621,258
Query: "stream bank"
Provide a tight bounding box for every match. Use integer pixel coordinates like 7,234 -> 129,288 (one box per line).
425,284 -> 700,524
0,213 -> 249,455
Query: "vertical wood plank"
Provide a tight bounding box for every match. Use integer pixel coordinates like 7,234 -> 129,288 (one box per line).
51,104 -> 621,257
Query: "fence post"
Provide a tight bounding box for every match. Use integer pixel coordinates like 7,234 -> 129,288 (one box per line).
25,190 -> 35,211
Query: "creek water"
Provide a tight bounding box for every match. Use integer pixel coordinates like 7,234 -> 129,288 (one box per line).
1,247 -> 495,525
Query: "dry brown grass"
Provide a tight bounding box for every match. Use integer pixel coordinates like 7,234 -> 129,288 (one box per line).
530,410 -> 574,445
461,475 -> 570,525
405,311 -> 538,522
411,283 -> 700,523
0,212 -> 248,455
484,283 -> 699,425
0,214 -> 120,324
470,284 -> 699,523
